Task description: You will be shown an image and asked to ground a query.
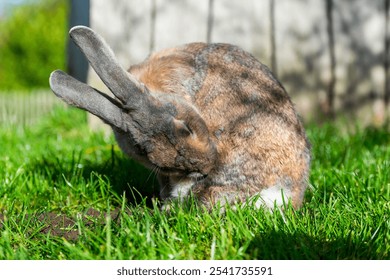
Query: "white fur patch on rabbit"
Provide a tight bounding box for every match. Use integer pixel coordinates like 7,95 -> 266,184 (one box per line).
257,185 -> 292,209
169,176 -> 194,200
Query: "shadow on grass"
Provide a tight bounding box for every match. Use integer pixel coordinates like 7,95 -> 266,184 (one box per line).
0,147 -> 158,242
27,146 -> 160,207
357,125 -> 390,149
246,230 -> 387,260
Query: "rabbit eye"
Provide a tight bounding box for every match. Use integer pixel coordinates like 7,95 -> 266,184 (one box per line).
174,119 -> 193,137
177,123 -> 192,137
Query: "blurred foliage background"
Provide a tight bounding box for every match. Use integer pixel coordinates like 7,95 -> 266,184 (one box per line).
0,0 -> 68,91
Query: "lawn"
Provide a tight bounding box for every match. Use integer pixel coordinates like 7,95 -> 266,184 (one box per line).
0,105 -> 389,260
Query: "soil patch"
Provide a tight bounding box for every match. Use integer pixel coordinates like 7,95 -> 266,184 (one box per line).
0,208 -> 126,241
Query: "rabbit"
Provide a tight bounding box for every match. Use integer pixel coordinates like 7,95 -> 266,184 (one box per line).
49,26 -> 311,210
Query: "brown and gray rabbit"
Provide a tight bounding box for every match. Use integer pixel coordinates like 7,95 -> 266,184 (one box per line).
49,26 -> 311,210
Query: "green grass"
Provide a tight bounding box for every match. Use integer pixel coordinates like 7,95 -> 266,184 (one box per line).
0,106 -> 389,260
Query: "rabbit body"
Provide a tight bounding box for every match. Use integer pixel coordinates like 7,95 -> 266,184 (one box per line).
118,43 -> 311,209
50,27 -> 310,210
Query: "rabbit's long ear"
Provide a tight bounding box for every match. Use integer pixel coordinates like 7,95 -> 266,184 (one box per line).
50,70 -> 126,131
69,26 -> 152,110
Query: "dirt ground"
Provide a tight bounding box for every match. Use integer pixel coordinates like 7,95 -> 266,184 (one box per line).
0,208 -> 124,241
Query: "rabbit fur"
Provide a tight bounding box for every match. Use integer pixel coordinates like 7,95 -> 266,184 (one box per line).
50,26 -> 311,210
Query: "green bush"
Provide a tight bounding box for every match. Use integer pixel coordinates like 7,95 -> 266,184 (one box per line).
0,0 -> 68,91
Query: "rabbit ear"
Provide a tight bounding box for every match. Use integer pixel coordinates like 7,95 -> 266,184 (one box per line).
69,25 -> 151,110
49,70 -> 126,131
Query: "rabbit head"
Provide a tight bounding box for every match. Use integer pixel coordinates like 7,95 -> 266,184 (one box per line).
50,26 -> 217,180
50,26 -> 311,210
